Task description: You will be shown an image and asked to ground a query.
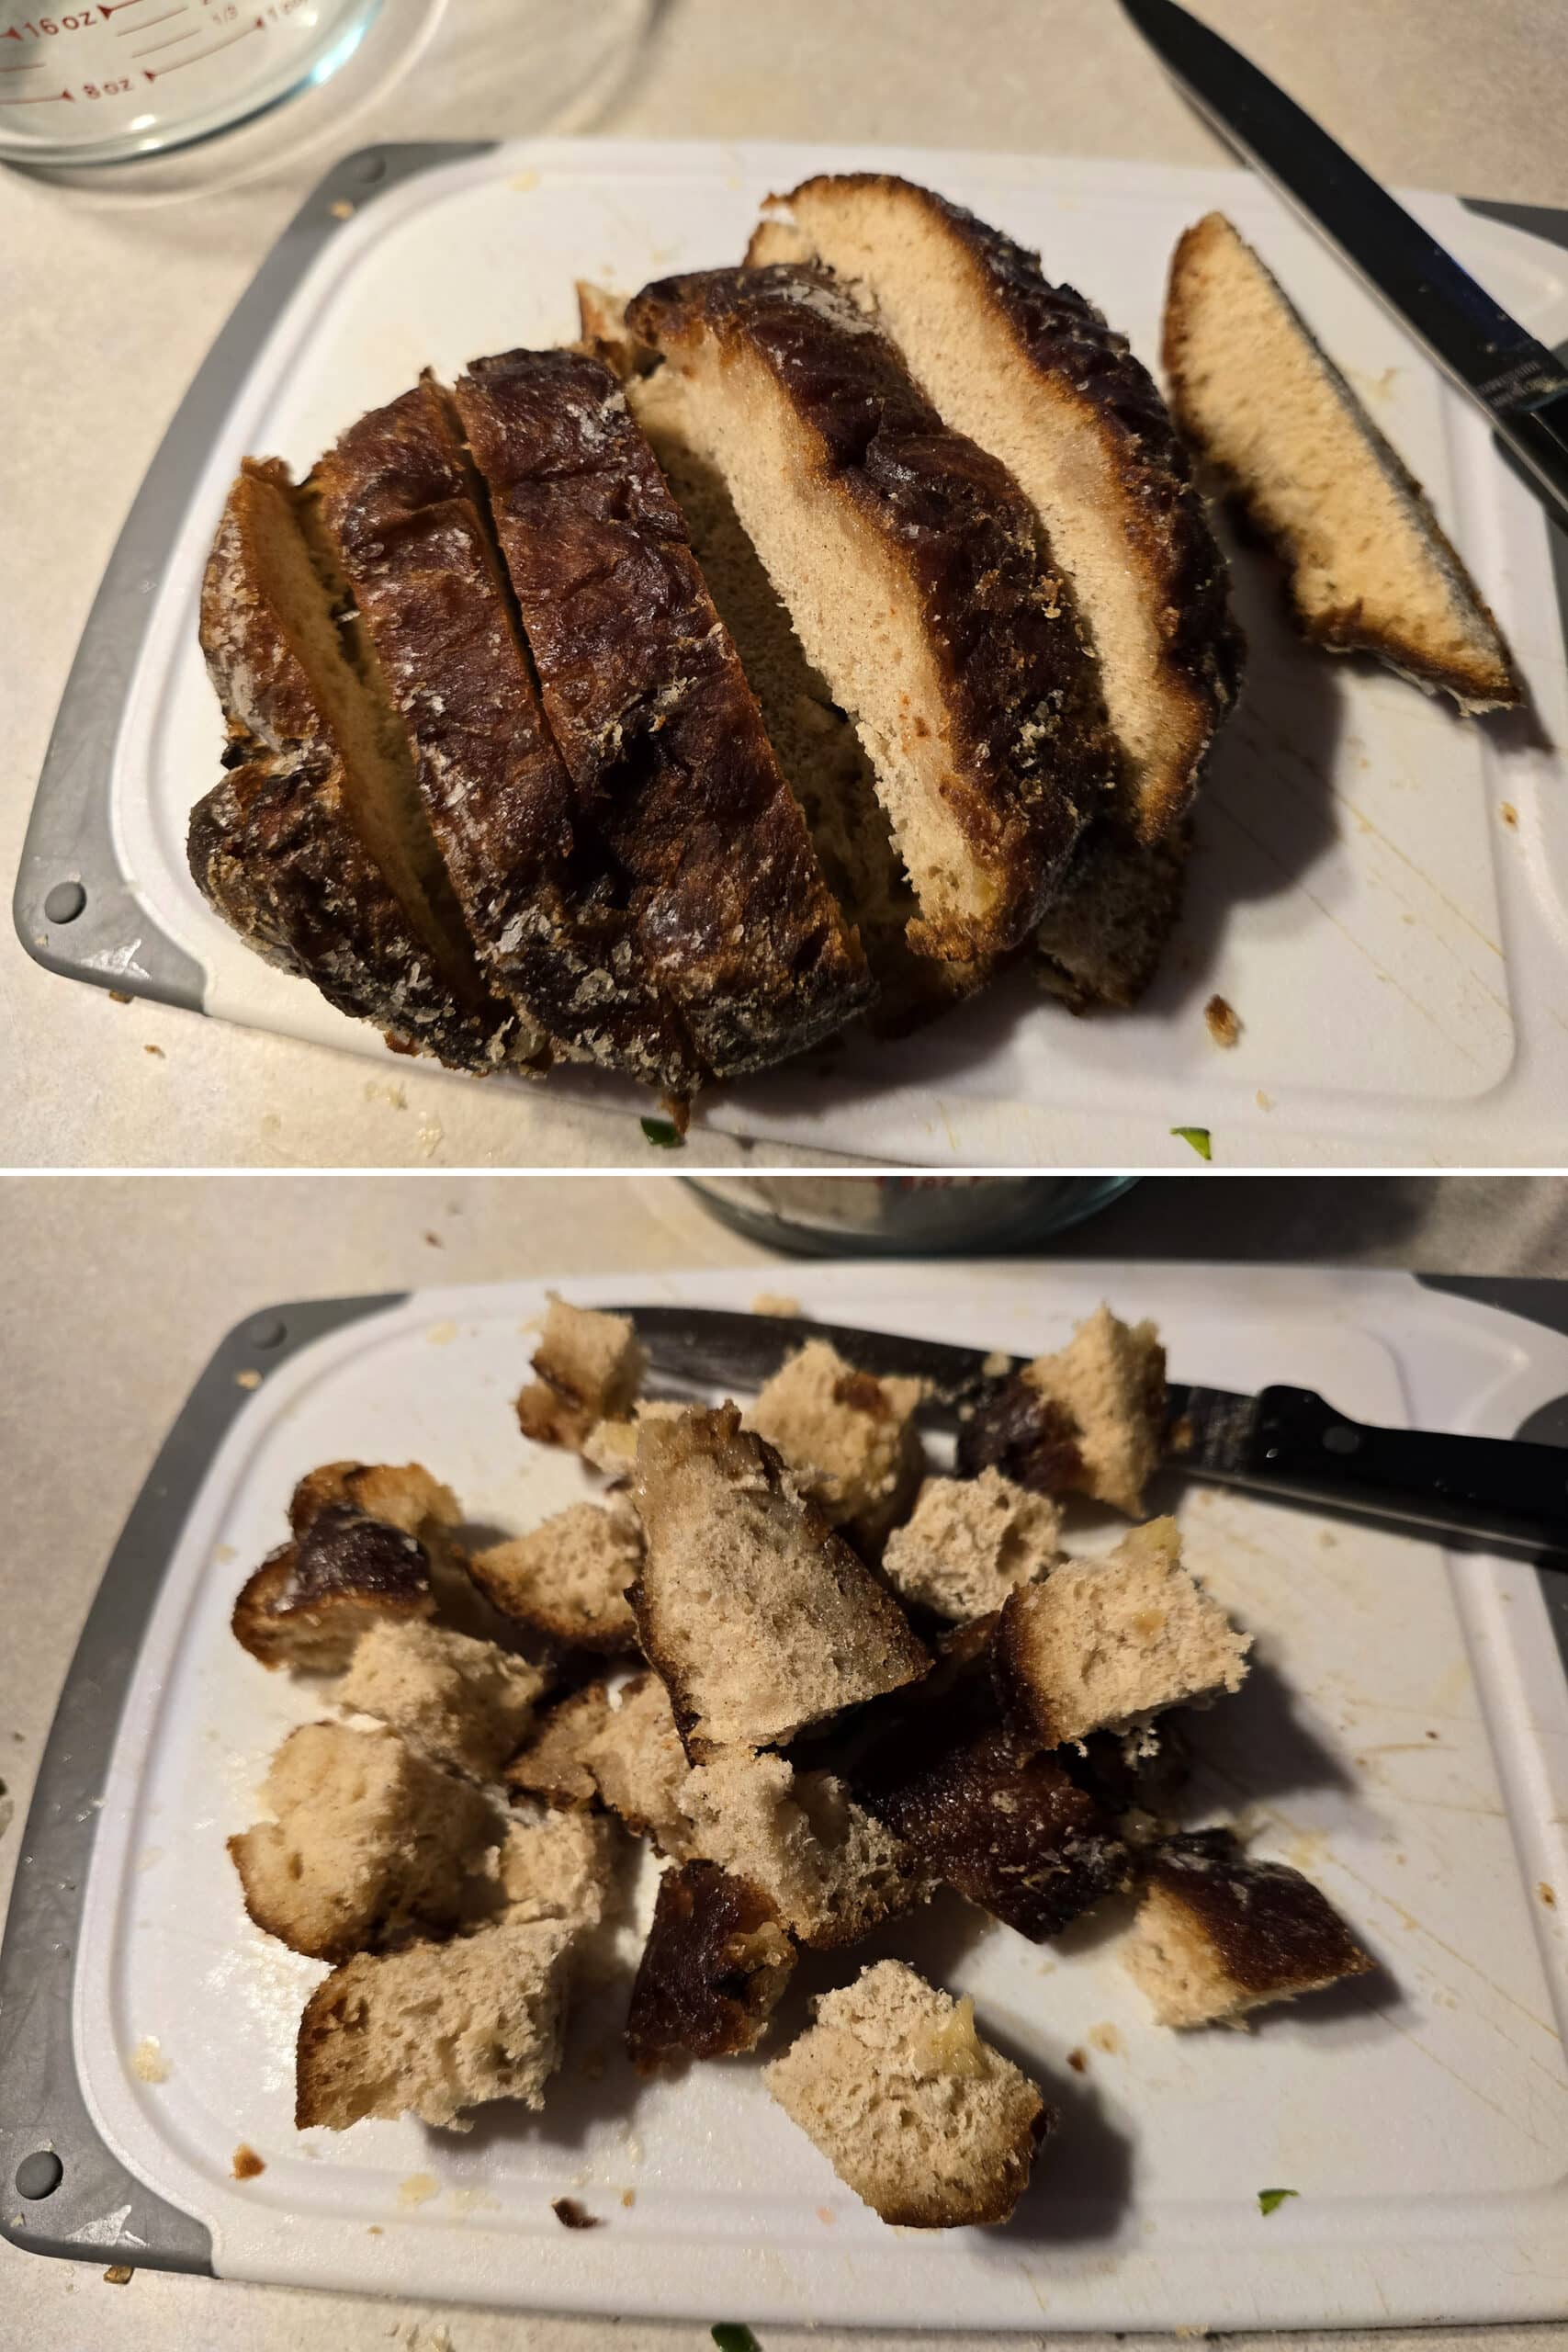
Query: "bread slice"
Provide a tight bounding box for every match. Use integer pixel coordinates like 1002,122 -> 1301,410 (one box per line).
682,1750 -> 929,1948
468,1501 -> 642,1653
450,348 -> 873,1089
1123,1827 -> 1373,2026
882,1467 -> 1063,1622
515,1296 -> 649,1452
193,458 -> 515,1070
620,346 -> 988,1031
626,266 -> 1112,959
631,1404 -> 930,1755
851,1644 -> 1130,1939
626,1859 -> 796,2072
310,375 -> 592,1066
1164,213 -> 1519,710
496,1807 -> 616,1932
745,1340 -> 925,1552
504,1679 -> 615,1809
229,1721 -> 495,1960
1032,820 -> 1190,1011
337,1621 -> 547,1781
995,1518 -> 1250,1751
751,174 -> 1243,838
296,1915 -> 574,2130
764,1961 -> 1049,2227
959,1305 -> 1167,1515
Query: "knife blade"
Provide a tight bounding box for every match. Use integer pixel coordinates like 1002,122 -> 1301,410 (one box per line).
611,1305 -> 1568,1562
1120,0 -> 1568,537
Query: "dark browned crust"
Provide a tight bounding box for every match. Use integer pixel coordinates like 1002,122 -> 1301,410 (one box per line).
757,174 -> 1245,838
295,1961 -> 363,2127
1164,216 -> 1519,710
310,379 -> 588,1065
955,1376 -> 1086,1493
231,1510 -> 435,1672
193,460 -> 513,1074
1146,1827 -> 1374,2000
504,1681 -> 613,1808
1033,820 -> 1190,1012
849,1661 -> 1130,1939
629,1404 -> 931,1762
626,266 -> 1112,959
625,1860 -> 796,2072
451,348 -> 874,1085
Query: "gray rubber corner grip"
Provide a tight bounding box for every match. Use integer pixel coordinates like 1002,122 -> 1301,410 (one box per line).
12,139 -> 493,1013
0,1290 -> 405,2275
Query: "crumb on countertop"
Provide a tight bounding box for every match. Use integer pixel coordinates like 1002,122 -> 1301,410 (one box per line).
1066,2047 -> 1088,2074
103,2265 -> 134,2285
1500,802 -> 1518,829
231,2143 -> 265,2180
1540,1882 -> 1558,1908
1203,993 -> 1241,1048
551,2196 -> 602,2229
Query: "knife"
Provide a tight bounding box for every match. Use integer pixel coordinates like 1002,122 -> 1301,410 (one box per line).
1119,0 -> 1568,538
609,1305 -> 1568,1564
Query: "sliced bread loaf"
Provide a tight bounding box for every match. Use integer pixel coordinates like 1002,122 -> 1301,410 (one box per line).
450,347 -> 874,1087
193,458 -> 516,1070
751,173 -> 1243,837
764,1961 -> 1049,2227
631,1404 -> 930,1755
1164,213 -> 1519,710
625,266 -> 1113,959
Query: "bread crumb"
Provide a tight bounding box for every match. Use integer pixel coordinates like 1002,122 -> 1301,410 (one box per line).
1203,993 -> 1240,1047
329,198 -> 355,219
1255,1089 -> 1274,1112
231,2143 -> 265,2180
1066,2047 -> 1088,2074
103,2265 -> 134,2285
130,2037 -> 167,2083
1501,802 -> 1518,828
214,1544 -> 236,1564
367,2224 -> 383,2234
143,1043 -> 164,1058
234,1369 -> 262,1390
1540,1882 -> 1557,1908
551,2197 -> 601,2229
399,2174 -> 440,2207
424,1232 -> 443,1248
817,2204 -> 836,2222
107,989 -> 131,1005
980,1349 -> 1012,1377
511,166 -> 541,190
620,2188 -> 636,2208
425,1321 -> 459,1346
751,1292 -> 803,1317
1088,2022 -> 1122,2054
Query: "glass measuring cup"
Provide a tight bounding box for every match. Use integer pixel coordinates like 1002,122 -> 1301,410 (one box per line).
0,0 -> 384,164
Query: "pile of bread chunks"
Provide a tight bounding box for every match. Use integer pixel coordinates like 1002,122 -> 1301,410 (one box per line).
229,1297 -> 1372,2231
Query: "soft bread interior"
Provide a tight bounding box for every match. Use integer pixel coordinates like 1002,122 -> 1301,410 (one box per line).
754,188 -> 1201,832
626,363 -> 986,1026
1165,213 -> 1517,707
238,464 -> 494,1012
644,334 -> 1014,957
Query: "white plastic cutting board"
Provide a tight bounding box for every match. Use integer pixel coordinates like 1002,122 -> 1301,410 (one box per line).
73,1261 -> 1568,2330
112,138 -> 1568,1168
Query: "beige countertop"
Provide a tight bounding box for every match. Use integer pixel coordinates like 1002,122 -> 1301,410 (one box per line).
3,1169 -> 1568,2346
4,0 -> 1568,1170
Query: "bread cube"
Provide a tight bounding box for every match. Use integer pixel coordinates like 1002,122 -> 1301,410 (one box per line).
338,1621 -> 547,1781
746,1339 -> 924,1549
626,1860 -> 795,2072
469,1500 -> 641,1652
882,1467 -> 1062,1621
1124,1828 -> 1373,2026
515,1296 -> 648,1451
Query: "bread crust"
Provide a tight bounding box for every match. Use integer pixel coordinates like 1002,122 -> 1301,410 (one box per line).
451,348 -> 873,1086
626,266 -> 1111,958
753,175 -> 1244,839
194,460 -> 512,1071
1164,214 -> 1519,711
232,1508 -> 435,1671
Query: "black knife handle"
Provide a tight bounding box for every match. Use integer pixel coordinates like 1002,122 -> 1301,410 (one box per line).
1232,1386 -> 1568,1557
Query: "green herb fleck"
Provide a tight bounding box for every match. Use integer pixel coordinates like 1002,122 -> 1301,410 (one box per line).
1258,2188 -> 1298,2217
1171,1125 -> 1213,1161
712,2328 -> 762,2352
640,1115 -> 683,1149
